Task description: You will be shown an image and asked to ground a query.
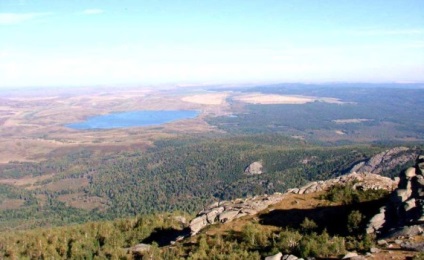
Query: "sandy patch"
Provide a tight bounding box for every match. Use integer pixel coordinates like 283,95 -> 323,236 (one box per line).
233,93 -> 344,105
333,119 -> 372,124
182,93 -> 229,105
335,130 -> 346,135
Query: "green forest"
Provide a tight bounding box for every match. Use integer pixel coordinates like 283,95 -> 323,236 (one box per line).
0,185 -> 392,259
1,133 -> 420,232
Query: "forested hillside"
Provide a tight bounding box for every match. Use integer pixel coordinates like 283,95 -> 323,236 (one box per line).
1,133 -> 420,231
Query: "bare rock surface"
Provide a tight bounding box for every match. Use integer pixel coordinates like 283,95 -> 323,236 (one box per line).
289,172 -> 396,195
128,243 -> 151,255
244,161 -> 263,175
366,155 -> 424,237
265,252 -> 283,260
349,147 -> 417,175
189,172 -> 395,235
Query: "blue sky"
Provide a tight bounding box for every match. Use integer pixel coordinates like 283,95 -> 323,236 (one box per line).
0,0 -> 423,88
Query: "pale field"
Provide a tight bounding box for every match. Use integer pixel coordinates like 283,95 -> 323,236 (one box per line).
233,93 -> 344,104
181,93 -> 229,105
333,119 -> 372,124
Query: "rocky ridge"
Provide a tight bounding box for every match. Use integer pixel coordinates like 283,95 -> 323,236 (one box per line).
189,171 -> 396,235
349,147 -> 418,175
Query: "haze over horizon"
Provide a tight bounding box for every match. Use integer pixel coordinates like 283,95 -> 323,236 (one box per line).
1,0 -> 423,88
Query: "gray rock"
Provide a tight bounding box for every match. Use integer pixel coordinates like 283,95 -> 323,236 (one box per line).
349,147 -> 415,175
189,215 -> 208,235
129,243 -> 151,255
417,155 -> 424,175
244,161 -> 263,175
282,254 -> 298,260
386,225 -> 423,238
377,239 -> 388,246
405,167 -> 416,178
394,239 -> 403,245
298,182 -> 318,194
395,189 -> 410,203
342,252 -> 358,259
265,252 -> 282,260
370,247 -> 380,253
400,242 -> 424,252
206,207 -> 224,224
218,210 -> 240,223
404,198 -> 416,212
366,207 -> 386,234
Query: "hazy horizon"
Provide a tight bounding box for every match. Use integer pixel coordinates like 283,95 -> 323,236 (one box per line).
1,0 -> 423,88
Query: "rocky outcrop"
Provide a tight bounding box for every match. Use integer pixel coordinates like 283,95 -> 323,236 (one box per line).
244,161 -> 263,175
288,172 -> 396,195
349,147 -> 418,175
189,193 -> 285,235
189,172 -> 395,236
366,155 -> 424,236
127,243 -> 151,256
264,252 -> 283,260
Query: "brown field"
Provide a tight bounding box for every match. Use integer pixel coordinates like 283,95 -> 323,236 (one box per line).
57,192 -> 108,211
42,178 -> 89,192
0,87 -> 232,164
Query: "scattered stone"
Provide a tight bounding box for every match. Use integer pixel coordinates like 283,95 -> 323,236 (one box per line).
265,252 -> 282,260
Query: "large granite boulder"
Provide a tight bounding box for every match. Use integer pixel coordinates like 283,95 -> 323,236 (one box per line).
244,161 -> 263,175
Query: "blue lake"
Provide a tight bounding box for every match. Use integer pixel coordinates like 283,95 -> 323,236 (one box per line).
66,110 -> 199,130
